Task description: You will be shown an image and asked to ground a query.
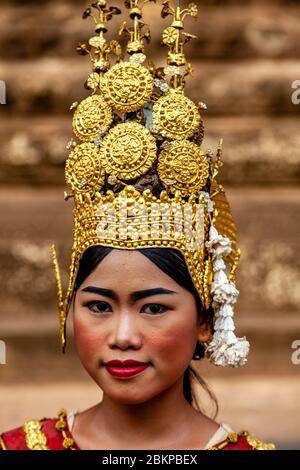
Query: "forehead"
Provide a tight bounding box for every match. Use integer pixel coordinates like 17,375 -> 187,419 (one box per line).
80,249 -> 181,291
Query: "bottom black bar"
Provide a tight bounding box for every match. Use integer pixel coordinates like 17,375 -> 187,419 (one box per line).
0,450 -> 297,469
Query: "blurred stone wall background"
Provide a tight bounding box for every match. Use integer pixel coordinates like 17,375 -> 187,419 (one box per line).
0,0 -> 300,449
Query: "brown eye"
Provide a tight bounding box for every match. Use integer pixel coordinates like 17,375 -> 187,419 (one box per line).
85,301 -> 112,314
142,304 -> 168,315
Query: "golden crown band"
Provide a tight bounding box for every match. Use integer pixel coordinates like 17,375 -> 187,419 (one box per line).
51,182 -> 239,353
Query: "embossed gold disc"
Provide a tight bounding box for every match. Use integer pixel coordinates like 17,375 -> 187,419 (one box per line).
158,141 -> 209,196
72,95 -> 113,142
100,62 -> 154,113
152,91 -> 201,140
65,143 -> 105,193
101,122 -> 157,180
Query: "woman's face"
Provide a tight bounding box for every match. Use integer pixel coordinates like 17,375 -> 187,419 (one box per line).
73,250 -> 211,404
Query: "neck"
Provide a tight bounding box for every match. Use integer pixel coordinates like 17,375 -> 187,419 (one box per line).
90,377 -> 199,448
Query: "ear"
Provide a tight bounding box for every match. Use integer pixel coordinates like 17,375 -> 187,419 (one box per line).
197,318 -> 213,344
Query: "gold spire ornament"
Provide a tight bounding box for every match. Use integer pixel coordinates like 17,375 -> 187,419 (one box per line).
100,0 -> 156,111
78,0 -> 122,78
152,1 -> 203,140
51,0 -> 250,368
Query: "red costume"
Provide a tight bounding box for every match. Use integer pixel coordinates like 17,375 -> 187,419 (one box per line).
0,409 -> 276,451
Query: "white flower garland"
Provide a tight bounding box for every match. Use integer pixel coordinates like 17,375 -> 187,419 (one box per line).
204,225 -> 250,367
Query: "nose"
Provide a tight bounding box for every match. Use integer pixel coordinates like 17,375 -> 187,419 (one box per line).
107,311 -> 143,351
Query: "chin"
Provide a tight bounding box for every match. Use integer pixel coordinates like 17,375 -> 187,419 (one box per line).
106,393 -> 151,405
102,385 -> 158,405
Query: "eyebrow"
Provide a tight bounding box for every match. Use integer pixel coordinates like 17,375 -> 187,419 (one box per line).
80,286 -> 178,302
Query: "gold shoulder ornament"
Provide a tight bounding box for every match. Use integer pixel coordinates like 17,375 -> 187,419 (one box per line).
23,420 -> 48,450
55,409 -> 76,450
0,435 -> 7,450
207,430 -> 276,451
244,431 -> 276,450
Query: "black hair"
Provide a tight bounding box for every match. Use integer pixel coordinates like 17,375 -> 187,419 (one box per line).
73,246 -> 218,418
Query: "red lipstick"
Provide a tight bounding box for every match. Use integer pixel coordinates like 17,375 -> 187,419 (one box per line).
104,360 -> 149,378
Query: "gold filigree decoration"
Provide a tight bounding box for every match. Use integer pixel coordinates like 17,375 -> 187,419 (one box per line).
158,141 -> 209,196
55,409 -> 76,450
203,256 -> 213,310
207,430 -> 276,450
100,62 -> 154,112
78,2 -> 122,74
101,122 -> 157,180
162,26 -> 178,46
65,143 -> 105,193
0,435 -> 7,450
72,95 -> 113,142
23,420 -> 48,450
152,90 -> 201,140
211,180 -> 240,283
160,1 -> 199,85
207,431 -> 240,450
51,244 -> 65,351
85,72 -> 100,91
243,431 -> 276,450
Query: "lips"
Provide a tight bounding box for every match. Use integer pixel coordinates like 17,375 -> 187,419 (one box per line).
104,360 -> 150,378
105,360 -> 148,367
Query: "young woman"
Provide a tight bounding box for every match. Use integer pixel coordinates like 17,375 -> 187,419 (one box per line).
61,246 -> 226,450
0,0 -> 276,451
0,245 -> 276,451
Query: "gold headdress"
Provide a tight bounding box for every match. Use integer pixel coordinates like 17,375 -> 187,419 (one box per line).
51,0 -> 249,367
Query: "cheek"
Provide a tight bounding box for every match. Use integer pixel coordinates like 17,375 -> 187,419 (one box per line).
73,312 -> 105,362
148,320 -> 197,363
